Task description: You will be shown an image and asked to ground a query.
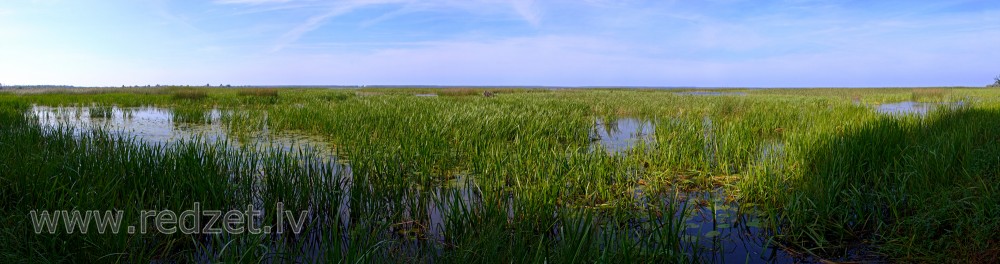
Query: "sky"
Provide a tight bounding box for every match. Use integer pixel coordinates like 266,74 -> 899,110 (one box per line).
0,0 -> 998,87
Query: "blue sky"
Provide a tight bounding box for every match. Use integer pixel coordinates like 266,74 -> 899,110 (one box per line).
0,0 -> 998,87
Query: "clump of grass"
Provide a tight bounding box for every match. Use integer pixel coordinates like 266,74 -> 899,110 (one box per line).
237,89 -> 279,105
238,88 -> 279,97
171,107 -> 207,124
89,105 -> 114,119
435,88 -> 480,96
911,88 -> 948,102
172,89 -> 208,100
435,88 -> 521,96
321,92 -> 352,101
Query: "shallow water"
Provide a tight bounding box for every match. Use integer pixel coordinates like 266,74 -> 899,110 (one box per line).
591,118 -> 655,154
677,190 -> 794,263
31,105 -> 338,157
875,101 -> 965,116
875,101 -> 935,116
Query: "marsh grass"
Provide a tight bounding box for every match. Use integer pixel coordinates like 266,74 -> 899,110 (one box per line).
3,87 -> 999,262
357,87 -> 542,97
236,89 -> 280,105
769,107 -> 1000,262
89,105 -> 114,119
238,88 -> 279,97
911,88 -> 949,102
171,106 -> 208,124
172,89 -> 208,100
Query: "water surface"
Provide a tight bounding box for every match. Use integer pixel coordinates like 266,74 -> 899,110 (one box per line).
31,105 -> 337,156
875,101 -> 966,116
591,118 -> 655,154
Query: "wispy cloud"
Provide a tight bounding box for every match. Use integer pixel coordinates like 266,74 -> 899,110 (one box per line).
148,0 -> 201,32
509,0 -> 540,26
228,0 -> 547,52
5,0 -> 1000,86
271,5 -> 358,52
214,0 -> 293,5
210,0 -> 411,52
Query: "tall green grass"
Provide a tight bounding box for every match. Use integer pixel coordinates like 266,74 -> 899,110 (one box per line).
0,95 -> 693,262
4,86 -> 1000,262
757,106 -> 1000,262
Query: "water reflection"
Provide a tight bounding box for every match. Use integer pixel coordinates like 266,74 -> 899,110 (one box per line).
591,118 -> 655,154
31,105 -> 337,157
876,101 -> 966,116
677,190 -> 793,263
875,101 -> 935,116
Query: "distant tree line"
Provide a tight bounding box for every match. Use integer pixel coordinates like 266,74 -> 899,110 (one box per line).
112,84 -> 236,88
0,83 -> 243,89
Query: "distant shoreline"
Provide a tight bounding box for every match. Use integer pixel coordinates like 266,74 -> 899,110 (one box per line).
0,85 -> 988,90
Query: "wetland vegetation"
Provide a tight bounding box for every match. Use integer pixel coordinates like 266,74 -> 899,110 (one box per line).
1,87 -> 998,263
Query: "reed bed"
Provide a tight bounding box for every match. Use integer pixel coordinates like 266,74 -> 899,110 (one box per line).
2,87 -> 999,262
172,89 -> 208,100
237,88 -> 279,97
911,88 -> 949,102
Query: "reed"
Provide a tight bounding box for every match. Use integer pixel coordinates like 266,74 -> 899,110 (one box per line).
2,87 -> 999,262
911,88 -> 948,102
237,88 -> 279,97
172,89 -> 208,100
